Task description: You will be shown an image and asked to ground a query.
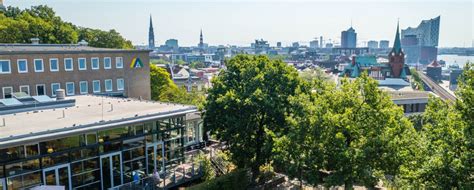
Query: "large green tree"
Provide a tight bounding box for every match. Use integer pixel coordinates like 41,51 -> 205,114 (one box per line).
274,73 -> 421,189
204,55 -> 306,182
0,5 -> 132,49
413,63 -> 473,189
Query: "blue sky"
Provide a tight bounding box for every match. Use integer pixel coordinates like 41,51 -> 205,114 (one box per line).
6,0 -> 474,47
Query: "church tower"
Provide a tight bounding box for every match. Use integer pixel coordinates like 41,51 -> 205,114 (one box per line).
388,21 -> 405,78
148,15 -> 155,50
198,29 -> 204,54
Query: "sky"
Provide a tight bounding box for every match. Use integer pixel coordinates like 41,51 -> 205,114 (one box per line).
5,0 -> 474,47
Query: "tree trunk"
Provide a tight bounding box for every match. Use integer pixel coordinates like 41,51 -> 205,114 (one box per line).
344,180 -> 353,190
252,123 -> 265,183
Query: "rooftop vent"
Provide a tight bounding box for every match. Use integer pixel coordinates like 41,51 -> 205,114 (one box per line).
56,89 -> 66,100
31,38 -> 40,45
78,39 -> 89,46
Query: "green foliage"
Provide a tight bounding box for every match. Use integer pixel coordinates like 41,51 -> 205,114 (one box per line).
410,68 -> 425,91
190,61 -> 206,69
195,152 -> 216,181
299,68 -> 332,83
204,55 -> 307,181
187,169 -> 251,190
275,72 -> 420,188
149,64 -> 205,106
0,5 -> 132,49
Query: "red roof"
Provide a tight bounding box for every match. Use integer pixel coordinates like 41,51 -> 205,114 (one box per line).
428,60 -> 441,67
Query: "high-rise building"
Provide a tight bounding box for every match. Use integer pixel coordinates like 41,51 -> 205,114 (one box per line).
379,40 -> 389,49
367,41 -> 379,49
148,15 -> 155,50
341,27 -> 357,48
310,40 -> 319,48
292,42 -> 300,48
401,16 -> 440,64
165,39 -> 179,50
320,36 -> 323,48
388,22 -> 406,78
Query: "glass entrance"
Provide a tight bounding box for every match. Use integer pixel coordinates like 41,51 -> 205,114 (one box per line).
146,142 -> 165,174
42,164 -> 71,190
100,152 -> 123,189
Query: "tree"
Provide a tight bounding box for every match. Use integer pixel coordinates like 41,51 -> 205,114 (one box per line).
274,73 -> 421,189
149,64 -> 204,106
190,61 -> 206,69
0,5 -> 132,49
204,55 -> 306,183
413,62 -> 473,189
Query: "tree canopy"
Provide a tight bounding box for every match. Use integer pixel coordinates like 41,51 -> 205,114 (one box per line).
149,64 -> 204,106
204,55 -> 308,182
0,5 -> 132,49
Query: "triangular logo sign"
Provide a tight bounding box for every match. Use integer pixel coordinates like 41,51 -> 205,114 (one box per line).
130,58 -> 144,68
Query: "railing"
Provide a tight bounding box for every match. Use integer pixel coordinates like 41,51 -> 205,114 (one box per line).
112,161 -> 203,190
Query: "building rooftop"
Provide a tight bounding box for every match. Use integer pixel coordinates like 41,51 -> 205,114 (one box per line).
0,44 -> 150,55
0,95 -> 197,148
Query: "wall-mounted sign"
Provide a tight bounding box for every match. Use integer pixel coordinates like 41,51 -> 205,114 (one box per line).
130,57 -> 144,68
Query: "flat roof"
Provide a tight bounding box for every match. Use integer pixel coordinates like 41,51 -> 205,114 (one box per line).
0,95 -> 197,148
0,44 -> 151,55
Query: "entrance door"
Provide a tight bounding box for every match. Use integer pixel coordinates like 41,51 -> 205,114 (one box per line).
42,164 -> 71,190
146,142 -> 165,174
36,84 -> 45,96
100,152 -> 123,189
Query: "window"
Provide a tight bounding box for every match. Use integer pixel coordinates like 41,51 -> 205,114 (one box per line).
64,58 -> 73,71
17,59 -> 28,73
105,79 -> 113,92
91,57 -> 99,70
0,60 -> 11,74
116,57 -> 123,68
117,78 -> 124,91
49,58 -> 59,72
34,59 -> 44,72
19,85 -> 30,95
66,82 -> 75,95
51,83 -> 60,97
79,81 -> 88,94
92,80 -> 101,93
104,57 -> 111,69
78,58 -> 87,70
36,84 -> 45,96
2,87 -> 13,99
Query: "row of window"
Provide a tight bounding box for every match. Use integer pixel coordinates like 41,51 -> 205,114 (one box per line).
0,57 -> 124,74
1,79 -> 125,98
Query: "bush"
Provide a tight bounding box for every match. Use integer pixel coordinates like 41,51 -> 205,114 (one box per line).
187,169 -> 251,190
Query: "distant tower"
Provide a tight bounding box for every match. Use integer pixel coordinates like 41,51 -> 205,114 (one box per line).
198,29 -> 204,54
388,21 -> 405,78
148,15 -> 155,50
199,29 -> 204,48
320,36 -> 323,48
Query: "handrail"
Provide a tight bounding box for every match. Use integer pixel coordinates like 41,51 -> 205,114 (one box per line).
111,161 -> 203,190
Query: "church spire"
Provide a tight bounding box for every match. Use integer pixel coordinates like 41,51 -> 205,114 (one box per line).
199,29 -> 203,46
392,20 -> 402,54
148,14 -> 155,50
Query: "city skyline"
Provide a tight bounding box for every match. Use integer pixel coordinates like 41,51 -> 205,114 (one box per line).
6,0 -> 474,47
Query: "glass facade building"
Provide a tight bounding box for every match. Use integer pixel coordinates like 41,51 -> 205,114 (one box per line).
0,116 -> 202,190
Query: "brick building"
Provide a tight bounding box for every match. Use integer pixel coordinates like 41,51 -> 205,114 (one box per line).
0,42 -> 151,99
